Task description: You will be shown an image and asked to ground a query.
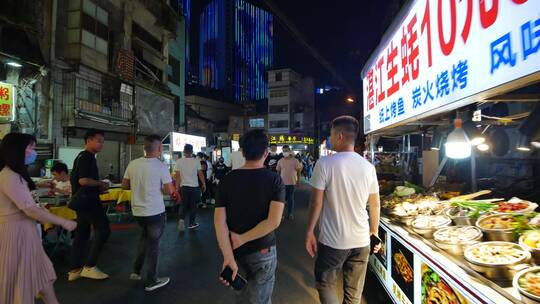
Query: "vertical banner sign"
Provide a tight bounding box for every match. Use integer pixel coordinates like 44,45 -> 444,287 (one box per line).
362,0 -> 540,133
0,82 -> 14,121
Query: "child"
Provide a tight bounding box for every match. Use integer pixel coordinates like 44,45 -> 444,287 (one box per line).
39,162 -> 72,196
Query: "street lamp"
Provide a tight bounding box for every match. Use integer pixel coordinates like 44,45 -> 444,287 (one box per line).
346,97 -> 355,103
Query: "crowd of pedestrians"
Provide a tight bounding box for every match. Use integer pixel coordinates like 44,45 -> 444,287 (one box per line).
0,115 -> 381,304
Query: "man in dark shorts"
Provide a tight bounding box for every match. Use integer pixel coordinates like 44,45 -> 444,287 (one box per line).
215,130 -> 286,303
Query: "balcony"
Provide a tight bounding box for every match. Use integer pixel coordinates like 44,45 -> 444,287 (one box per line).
62,72 -> 134,133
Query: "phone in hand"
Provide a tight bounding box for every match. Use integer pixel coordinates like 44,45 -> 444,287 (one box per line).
220,266 -> 247,291
370,234 -> 382,254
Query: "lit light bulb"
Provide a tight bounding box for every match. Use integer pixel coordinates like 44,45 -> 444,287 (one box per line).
477,143 -> 490,152
445,119 -> 471,159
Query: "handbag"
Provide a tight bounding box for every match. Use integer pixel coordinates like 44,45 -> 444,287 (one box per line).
68,153 -> 98,211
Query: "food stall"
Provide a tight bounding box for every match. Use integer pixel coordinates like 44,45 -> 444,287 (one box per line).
361,1 -> 540,303
162,132 -> 207,169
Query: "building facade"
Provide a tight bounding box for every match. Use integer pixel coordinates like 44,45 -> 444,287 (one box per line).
267,69 -> 315,151
168,0 -> 189,132
0,0 -> 184,180
199,0 -> 273,102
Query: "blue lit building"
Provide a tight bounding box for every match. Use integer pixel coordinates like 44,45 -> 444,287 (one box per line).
199,0 -> 274,102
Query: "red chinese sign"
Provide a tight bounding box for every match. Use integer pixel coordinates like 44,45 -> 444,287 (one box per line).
0,82 -> 14,121
362,0 -> 540,133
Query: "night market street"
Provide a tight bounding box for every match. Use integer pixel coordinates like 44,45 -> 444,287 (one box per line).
49,184 -> 391,304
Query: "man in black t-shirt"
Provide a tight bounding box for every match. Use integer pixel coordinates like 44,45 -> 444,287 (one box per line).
68,129 -> 111,281
264,143 -> 282,172
215,130 -> 285,303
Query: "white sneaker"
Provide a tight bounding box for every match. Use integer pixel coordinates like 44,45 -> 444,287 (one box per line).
129,273 -> 142,281
68,269 -> 82,281
178,219 -> 185,231
80,266 -> 109,280
145,277 -> 170,291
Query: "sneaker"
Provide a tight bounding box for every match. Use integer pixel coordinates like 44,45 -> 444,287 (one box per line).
129,273 -> 142,281
178,219 -> 185,232
188,223 -> 200,229
210,199 -> 216,205
288,214 -> 295,220
145,277 -> 170,292
80,266 -> 109,280
68,269 -> 82,281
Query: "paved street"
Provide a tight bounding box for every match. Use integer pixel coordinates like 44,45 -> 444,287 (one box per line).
51,185 -> 390,304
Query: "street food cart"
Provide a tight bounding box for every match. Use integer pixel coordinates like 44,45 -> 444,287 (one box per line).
361,1 -> 540,303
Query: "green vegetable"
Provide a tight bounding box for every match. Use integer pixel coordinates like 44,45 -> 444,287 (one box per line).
450,201 -> 497,219
405,181 -> 425,193
513,212 -> 538,238
394,186 -> 416,197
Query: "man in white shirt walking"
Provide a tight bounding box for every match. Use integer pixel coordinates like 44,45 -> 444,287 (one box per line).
305,116 -> 381,304
175,144 -> 206,230
122,135 -> 179,291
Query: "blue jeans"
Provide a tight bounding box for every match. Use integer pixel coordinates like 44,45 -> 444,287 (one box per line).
236,246 -> 277,304
285,185 -> 296,218
315,244 -> 370,304
133,213 -> 166,284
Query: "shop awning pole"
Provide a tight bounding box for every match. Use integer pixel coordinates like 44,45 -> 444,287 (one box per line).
471,149 -> 478,192
429,156 -> 448,189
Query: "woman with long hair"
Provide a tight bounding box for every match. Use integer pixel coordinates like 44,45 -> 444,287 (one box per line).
0,133 -> 77,304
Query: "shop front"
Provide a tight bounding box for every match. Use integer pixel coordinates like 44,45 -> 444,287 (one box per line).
362,1 -> 540,304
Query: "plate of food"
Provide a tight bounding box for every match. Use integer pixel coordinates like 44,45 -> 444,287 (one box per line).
434,226 -> 483,255
520,230 -> 540,265
464,241 -> 531,280
394,251 -> 414,283
514,266 -> 540,304
422,264 -> 469,304
495,198 -> 538,214
411,215 -> 452,238
476,214 -> 519,242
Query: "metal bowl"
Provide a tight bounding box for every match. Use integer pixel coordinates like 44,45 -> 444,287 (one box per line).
513,266 -> 540,304
464,241 -> 531,280
433,226 -> 483,255
381,206 -> 395,217
398,215 -> 416,226
519,233 -> 540,265
411,215 -> 452,239
476,214 -> 517,242
445,206 -> 478,226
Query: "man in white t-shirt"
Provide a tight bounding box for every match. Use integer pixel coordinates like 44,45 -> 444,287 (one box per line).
174,144 -> 206,231
122,135 -> 179,292
305,116 -> 381,304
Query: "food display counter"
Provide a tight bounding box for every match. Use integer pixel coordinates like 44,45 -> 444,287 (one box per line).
359,0 -> 540,302
369,186 -> 540,304
371,216 -> 520,304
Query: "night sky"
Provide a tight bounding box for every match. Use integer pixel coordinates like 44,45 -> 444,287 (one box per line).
191,0 -> 403,93
270,0 -> 404,95
189,0 -> 405,122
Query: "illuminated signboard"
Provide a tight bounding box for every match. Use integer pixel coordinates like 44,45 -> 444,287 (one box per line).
269,134 -> 315,145
362,0 -> 540,133
0,82 -> 15,121
171,132 -> 207,153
